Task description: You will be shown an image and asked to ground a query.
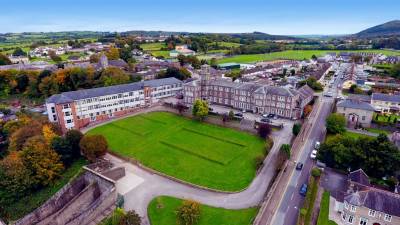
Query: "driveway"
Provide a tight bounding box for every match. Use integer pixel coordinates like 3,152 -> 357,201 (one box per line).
103,118 -> 294,224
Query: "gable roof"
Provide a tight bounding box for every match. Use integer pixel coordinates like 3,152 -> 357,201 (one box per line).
349,169 -> 370,186
46,77 -> 182,104
337,99 -> 375,111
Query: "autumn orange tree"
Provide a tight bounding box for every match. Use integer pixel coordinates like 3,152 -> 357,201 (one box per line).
176,200 -> 201,225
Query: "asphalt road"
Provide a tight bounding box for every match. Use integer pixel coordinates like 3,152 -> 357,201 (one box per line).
271,72 -> 343,225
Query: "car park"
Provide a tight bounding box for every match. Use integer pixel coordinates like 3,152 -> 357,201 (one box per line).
310,150 -> 317,159
299,183 -> 308,196
296,162 -> 303,170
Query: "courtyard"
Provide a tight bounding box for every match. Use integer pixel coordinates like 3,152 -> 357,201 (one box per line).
88,111 -> 268,191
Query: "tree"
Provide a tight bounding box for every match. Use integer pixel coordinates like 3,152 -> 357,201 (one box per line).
100,67 -> 131,86
48,50 -> 62,63
12,47 -> 27,57
0,53 -> 11,65
258,123 -> 271,139
42,124 -> 58,145
90,54 -> 100,63
65,129 -> 83,158
192,99 -> 209,121
390,63 -> 400,78
311,54 -> 318,61
326,113 -> 346,134
80,134 -> 108,162
20,135 -> 64,186
157,67 -> 191,81
280,144 -> 291,159
176,200 -> 200,225
298,77 -> 323,91
303,105 -> 312,118
106,47 -> 120,60
228,110 -> 235,121
311,167 -> 321,177
51,137 -> 74,166
8,122 -> 42,151
292,123 -> 302,136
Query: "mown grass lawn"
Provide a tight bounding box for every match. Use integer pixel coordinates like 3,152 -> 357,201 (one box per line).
326,131 -> 372,142
6,158 -> 87,221
88,112 -> 267,191
317,191 -> 338,225
217,49 -> 400,64
148,196 -> 258,225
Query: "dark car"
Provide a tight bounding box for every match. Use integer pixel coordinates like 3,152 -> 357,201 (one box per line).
234,112 -> 243,117
296,162 -> 303,170
260,118 -> 270,123
299,183 -> 308,196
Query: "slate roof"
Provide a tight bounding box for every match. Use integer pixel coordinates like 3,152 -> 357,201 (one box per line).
347,94 -> 371,103
372,93 -> 400,103
344,169 -> 400,217
337,99 -> 375,111
345,189 -> 400,217
47,77 -> 182,104
254,85 -> 299,97
297,85 -> 314,100
349,169 -> 370,186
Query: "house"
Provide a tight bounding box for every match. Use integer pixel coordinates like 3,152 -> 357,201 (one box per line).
336,99 -> 375,128
46,77 -> 183,132
332,169 -> 400,225
183,65 -> 314,119
371,93 -> 400,114
169,45 -> 196,57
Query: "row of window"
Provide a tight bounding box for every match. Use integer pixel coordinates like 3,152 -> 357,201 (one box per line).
344,201 -> 392,222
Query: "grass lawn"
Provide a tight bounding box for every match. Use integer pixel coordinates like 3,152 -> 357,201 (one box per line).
88,112 -> 267,191
140,42 -> 166,51
217,49 -> 400,64
365,127 -> 390,135
148,196 -> 258,225
317,191 -> 338,225
326,131 -> 372,142
5,158 -> 87,221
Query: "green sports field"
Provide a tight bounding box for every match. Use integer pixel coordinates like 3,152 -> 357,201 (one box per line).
217,49 -> 400,64
148,196 -> 258,225
88,112 -> 267,191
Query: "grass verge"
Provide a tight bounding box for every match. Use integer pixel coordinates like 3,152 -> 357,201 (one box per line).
148,196 -> 258,225
316,191 -> 338,225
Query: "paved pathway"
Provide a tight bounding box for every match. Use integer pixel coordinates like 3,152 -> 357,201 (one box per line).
99,117 -> 293,224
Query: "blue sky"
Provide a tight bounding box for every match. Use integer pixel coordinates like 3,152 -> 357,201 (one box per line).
1,0 -> 399,35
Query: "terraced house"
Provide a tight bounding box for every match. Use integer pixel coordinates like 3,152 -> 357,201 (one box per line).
46,77 -> 183,132
183,65 -> 314,119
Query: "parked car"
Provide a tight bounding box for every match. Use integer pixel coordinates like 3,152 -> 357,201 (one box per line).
299,183 -> 308,196
262,114 -> 269,118
324,92 -> 333,97
260,118 -> 270,123
314,141 -> 320,150
234,112 -> 243,118
296,162 -> 304,170
310,150 -> 318,159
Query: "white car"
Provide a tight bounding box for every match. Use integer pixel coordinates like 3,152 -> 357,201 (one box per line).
315,141 -> 320,149
310,150 -> 318,159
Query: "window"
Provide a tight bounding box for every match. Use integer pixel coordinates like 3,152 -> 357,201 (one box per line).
384,214 -> 392,222
51,107 -> 55,113
65,112 -> 71,116
362,116 -> 366,121
66,119 -> 72,124
348,215 -> 354,224
344,202 -> 349,209
52,115 -> 57,121
368,209 -> 376,217
350,205 -> 357,212
63,104 -> 70,109
342,212 -> 347,221
359,217 -> 368,225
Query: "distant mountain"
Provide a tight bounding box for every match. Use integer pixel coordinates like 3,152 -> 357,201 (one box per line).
356,20 -> 400,38
228,31 -> 299,40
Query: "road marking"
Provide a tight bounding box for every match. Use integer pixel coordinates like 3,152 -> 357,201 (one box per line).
290,193 -> 294,200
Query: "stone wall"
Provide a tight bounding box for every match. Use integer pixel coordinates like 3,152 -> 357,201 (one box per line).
14,170 -> 117,225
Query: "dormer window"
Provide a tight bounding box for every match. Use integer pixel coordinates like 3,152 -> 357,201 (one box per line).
368,209 -> 376,217
384,214 -> 392,222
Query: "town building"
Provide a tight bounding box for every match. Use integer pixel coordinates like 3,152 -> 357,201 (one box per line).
333,169 -> 400,225
183,65 -> 314,119
170,45 -> 196,57
46,77 -> 183,132
371,93 -> 400,114
336,99 -> 375,128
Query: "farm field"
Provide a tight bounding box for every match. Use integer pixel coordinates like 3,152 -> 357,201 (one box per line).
148,196 -> 258,225
87,112 -> 267,191
217,49 -> 400,64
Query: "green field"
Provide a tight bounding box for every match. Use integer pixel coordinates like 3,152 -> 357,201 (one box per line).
148,196 -> 258,225
88,112 -> 267,191
140,42 -> 167,51
217,49 -> 400,64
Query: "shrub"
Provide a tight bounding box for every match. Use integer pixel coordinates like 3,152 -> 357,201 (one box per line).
258,123 -> 271,139
293,123 -> 302,136
254,155 -> 265,170
176,200 -> 200,225
326,113 -> 346,134
311,167 -> 322,177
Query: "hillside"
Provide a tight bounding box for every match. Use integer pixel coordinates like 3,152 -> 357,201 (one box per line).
356,20 -> 400,38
